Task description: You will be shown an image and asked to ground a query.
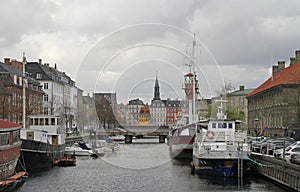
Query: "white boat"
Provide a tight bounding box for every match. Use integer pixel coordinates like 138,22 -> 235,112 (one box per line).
191,99 -> 250,177
65,143 -> 94,156
109,135 -> 125,141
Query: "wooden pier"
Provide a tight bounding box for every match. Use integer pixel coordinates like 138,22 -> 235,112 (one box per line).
250,152 -> 300,191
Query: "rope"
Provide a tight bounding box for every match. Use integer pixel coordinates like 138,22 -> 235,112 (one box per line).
18,151 -> 27,173
248,157 -> 275,167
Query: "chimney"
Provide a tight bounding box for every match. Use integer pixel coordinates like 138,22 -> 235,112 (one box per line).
38,59 -> 42,64
239,85 -> 245,91
296,50 -> 300,61
290,57 -> 296,65
272,65 -> 279,75
277,61 -> 285,71
4,58 -> 10,64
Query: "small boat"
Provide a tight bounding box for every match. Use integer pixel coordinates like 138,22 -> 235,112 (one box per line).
191,98 -> 250,177
65,143 -> 94,156
109,135 -> 125,141
56,155 -> 76,167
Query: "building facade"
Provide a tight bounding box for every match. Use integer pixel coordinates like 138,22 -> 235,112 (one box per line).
0,58 -> 43,124
227,86 -> 254,130
248,51 -> 300,137
26,59 -> 80,130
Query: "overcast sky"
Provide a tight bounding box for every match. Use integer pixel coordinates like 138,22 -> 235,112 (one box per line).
1,0 -> 300,104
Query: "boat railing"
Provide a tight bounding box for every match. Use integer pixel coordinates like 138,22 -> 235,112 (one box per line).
196,130 -> 248,143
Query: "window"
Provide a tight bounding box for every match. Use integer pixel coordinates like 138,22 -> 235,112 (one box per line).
36,73 -> 42,79
44,83 -> 48,89
44,107 -> 49,115
51,118 -> 56,125
239,97 -> 244,106
228,123 -> 233,129
230,98 -> 235,107
212,123 -> 216,128
44,94 -> 49,102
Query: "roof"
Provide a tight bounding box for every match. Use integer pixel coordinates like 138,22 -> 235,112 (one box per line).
248,61 -> 300,97
228,88 -> 255,96
0,120 -> 21,129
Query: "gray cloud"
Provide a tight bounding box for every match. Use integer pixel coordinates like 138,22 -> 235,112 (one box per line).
1,0 -> 300,103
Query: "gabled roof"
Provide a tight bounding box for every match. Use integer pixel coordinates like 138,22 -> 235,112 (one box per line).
248,61 -> 300,97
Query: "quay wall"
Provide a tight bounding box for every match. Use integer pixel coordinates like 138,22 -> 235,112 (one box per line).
250,153 -> 300,191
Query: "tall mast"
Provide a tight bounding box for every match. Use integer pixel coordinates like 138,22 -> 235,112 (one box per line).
22,53 -> 26,128
192,33 -> 196,123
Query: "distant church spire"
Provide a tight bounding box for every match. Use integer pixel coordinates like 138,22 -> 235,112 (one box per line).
153,73 -> 160,100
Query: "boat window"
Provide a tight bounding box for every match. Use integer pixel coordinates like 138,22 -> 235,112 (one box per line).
51,118 -> 56,125
228,123 -> 233,129
222,123 -> 227,128
34,118 -> 38,125
13,130 -> 20,143
0,133 -> 10,145
218,123 -> 223,128
40,118 -> 44,125
212,123 -> 216,128
45,118 -> 49,125
30,118 -> 34,126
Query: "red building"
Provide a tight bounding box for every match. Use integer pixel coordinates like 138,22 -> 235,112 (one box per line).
0,58 -> 43,124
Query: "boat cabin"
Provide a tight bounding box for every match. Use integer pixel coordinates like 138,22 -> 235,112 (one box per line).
20,115 -> 65,145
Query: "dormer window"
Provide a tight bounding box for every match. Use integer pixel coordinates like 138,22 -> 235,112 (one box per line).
36,73 -> 42,79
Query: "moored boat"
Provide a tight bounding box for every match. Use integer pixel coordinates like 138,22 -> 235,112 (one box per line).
168,35 -> 199,161
169,124 -> 195,160
191,99 -> 250,177
56,155 -> 76,167
65,143 -> 94,156
0,120 -> 27,190
20,115 -> 65,172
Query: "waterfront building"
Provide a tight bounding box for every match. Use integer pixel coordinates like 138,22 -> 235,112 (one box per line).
226,86 -> 255,130
26,59 -> 81,131
0,59 -> 43,124
127,98 -> 145,125
150,76 -> 166,126
247,50 -> 300,137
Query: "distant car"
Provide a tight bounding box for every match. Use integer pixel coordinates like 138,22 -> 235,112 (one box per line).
254,137 -> 295,154
290,154 -> 300,165
266,140 -> 294,155
274,141 -> 300,158
284,146 -> 300,163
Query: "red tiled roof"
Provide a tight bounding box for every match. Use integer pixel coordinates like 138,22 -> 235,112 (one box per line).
0,120 -> 21,129
248,61 -> 300,97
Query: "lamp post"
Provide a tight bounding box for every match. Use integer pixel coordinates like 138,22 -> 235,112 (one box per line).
255,117 -> 259,141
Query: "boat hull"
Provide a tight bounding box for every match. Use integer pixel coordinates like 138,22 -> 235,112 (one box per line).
169,136 -> 194,160
192,157 -> 249,177
20,139 -> 65,172
0,143 -> 21,180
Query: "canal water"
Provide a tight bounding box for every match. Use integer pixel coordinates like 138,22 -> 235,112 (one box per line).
16,138 -> 286,192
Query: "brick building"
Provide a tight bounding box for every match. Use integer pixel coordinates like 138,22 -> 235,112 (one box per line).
0,58 -> 43,124
247,51 -> 300,137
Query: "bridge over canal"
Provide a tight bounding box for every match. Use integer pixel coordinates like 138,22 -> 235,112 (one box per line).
96,126 -> 169,143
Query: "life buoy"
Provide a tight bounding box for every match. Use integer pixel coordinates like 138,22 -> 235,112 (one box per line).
206,130 -> 214,140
